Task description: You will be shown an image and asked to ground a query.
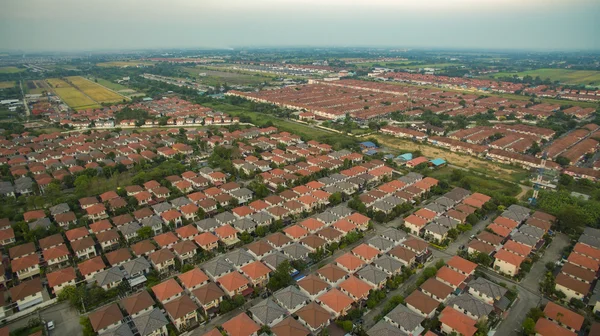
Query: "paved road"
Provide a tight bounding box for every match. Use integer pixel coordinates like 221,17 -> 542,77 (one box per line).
6,302 -> 81,336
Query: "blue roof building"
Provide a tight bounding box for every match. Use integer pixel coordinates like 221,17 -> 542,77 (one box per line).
360,141 -> 378,149
430,158 -> 447,166
365,149 -> 378,156
396,153 -> 413,161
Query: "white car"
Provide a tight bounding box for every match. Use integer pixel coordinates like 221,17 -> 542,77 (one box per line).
47,321 -> 55,331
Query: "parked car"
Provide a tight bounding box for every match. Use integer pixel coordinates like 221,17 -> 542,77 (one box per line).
47,321 -> 55,331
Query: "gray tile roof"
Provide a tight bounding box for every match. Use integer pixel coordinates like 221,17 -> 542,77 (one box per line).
122,257 -> 151,276
274,286 -> 310,311
249,299 -> 287,326
384,303 -> 424,332
518,224 -> 544,239
580,235 -> 600,249
49,203 -> 70,216
511,232 -> 539,247
232,218 -> 257,232
424,222 -> 449,236
103,323 -> 134,336
133,308 -> 169,336
171,197 -> 191,208
507,204 -> 530,216
119,222 -> 142,236
433,196 -> 455,208
250,211 -> 274,226
152,202 -> 172,214
215,211 -> 236,224
367,320 -> 407,336
329,205 -> 352,218
382,196 -> 404,207
434,216 -> 459,229
449,293 -> 493,318
444,187 -> 471,202
372,255 -> 404,275
196,218 -> 220,232
225,249 -> 255,267
231,187 -> 253,198
282,243 -> 311,260
314,211 -> 338,225
94,266 -> 125,287
202,256 -> 234,279
357,264 -> 389,286
380,228 -> 407,242
425,202 -> 446,214
467,277 -> 507,301
140,215 -> 162,229
28,217 -> 52,231
501,210 -> 529,223
367,236 -> 394,252
372,200 -> 394,212
262,251 -> 290,271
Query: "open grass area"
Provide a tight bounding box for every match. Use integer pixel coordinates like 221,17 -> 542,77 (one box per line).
0,81 -> 15,89
0,66 -> 24,74
428,166 -> 522,197
204,102 -> 358,148
66,76 -> 127,103
25,80 -> 50,94
96,61 -> 155,67
91,78 -> 129,91
373,134 -> 529,182
490,69 -> 600,86
47,78 -> 100,110
182,68 -> 272,86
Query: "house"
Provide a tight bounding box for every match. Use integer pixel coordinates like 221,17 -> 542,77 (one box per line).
88,303 -> 123,334
405,290 -> 439,317
178,267 -> 209,291
94,266 -> 125,290
152,278 -> 184,304
404,215 -> 427,235
42,244 -> 70,268
69,236 -> 96,259
149,248 -> 176,273
0,228 -> 15,246
555,273 -> 590,301
338,275 -> 372,302
79,256 -> 106,281
194,232 -> 219,252
202,256 -> 234,281
120,290 -> 155,318
317,263 -> 348,287
214,224 -> 240,247
191,282 -> 225,314
249,299 -> 287,327
436,266 -> 468,290
356,264 -> 388,289
132,308 -> 170,336
449,293 -> 493,321
12,254 -> 40,280
246,240 -> 274,260
543,301 -> 584,333
493,249 -> 525,276
384,303 -> 425,336
217,271 -> 251,297
241,261 -> 271,287
467,277 -> 508,305
534,318 -> 577,336
298,274 -> 329,300
388,246 -> 416,267
222,313 -> 261,336
154,232 -> 179,250
295,302 -> 331,333
335,253 -> 366,273
271,317 -> 311,336
273,285 -> 310,314
318,288 -> 354,317
439,306 -> 477,336
164,295 -> 199,331
9,277 -> 44,311
47,267 -> 77,295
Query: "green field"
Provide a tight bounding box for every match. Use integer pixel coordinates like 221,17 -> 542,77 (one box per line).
182,68 -> 273,86
354,62 -> 462,70
91,78 -> 129,91
491,69 -> 600,86
0,81 -> 15,89
428,166 -> 522,197
0,66 -> 24,74
403,63 -> 463,69
97,61 -> 155,67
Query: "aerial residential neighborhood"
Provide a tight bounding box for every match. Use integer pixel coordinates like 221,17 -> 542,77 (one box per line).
0,1 -> 600,336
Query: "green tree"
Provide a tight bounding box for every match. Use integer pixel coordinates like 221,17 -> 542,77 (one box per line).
328,192 -> 343,205
137,226 -> 153,240
267,260 -> 294,291
81,317 -> 95,336
522,318 -> 536,335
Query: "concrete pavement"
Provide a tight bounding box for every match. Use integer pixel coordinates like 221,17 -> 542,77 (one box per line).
6,302 -> 82,336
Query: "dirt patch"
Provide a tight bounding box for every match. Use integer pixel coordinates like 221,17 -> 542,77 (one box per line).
374,134 -> 520,178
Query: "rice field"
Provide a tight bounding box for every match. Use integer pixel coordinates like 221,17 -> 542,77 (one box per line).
47,78 -> 100,110
0,66 -> 24,74
490,69 -> 600,86
0,81 -> 15,89
66,76 -> 125,103
96,61 -> 155,67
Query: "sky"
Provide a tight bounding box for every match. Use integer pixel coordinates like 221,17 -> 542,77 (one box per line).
1,0 -> 599,52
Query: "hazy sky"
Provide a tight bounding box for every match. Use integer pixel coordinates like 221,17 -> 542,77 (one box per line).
1,0 -> 599,52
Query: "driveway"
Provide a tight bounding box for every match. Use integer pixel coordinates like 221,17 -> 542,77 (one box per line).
6,302 -> 81,336
520,233 -> 569,293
